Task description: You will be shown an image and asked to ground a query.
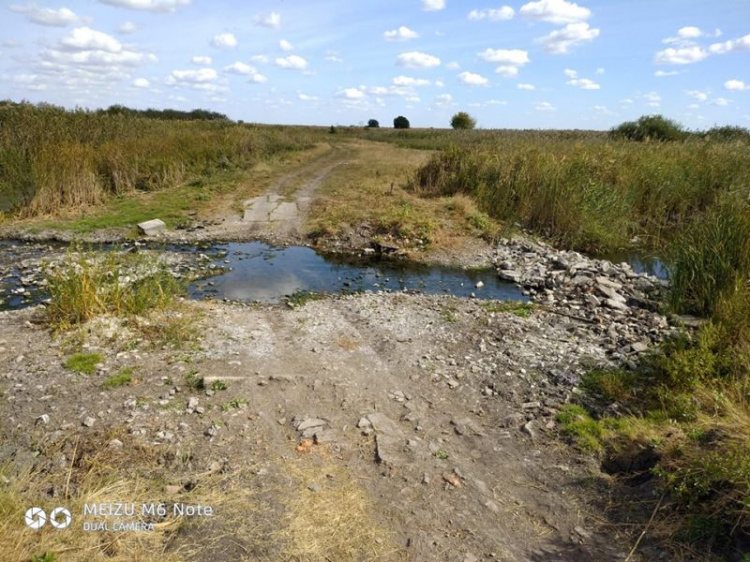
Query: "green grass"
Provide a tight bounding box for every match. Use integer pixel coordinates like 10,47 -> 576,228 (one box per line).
210,380 -> 228,391
482,301 -> 535,318
102,368 -> 134,389
221,398 -> 248,411
0,102 -> 318,217
185,371 -> 205,391
45,246 -> 185,329
64,352 -> 103,375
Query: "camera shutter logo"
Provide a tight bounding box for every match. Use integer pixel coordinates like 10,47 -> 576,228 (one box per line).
24,507 -> 47,530
24,507 -> 72,530
50,507 -> 72,529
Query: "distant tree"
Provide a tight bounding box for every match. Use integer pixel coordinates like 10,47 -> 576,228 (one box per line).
610,115 -> 686,142
451,112 -> 476,130
329,125 -> 337,134
367,119 -> 380,128
394,116 -> 410,129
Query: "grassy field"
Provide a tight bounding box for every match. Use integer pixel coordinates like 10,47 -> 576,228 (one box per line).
0,102 -> 320,218
307,140 -> 500,249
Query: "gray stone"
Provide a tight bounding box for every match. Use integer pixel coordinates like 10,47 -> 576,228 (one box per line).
631,342 -> 649,353
598,285 -> 627,303
137,219 -> 166,236
187,397 -> 199,411
108,439 -> 123,449
296,418 -> 327,432
82,416 -> 96,428
36,414 -> 50,425
604,298 -> 628,311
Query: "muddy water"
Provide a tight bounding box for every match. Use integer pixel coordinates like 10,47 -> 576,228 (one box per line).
0,240 -> 527,310
189,242 -> 525,303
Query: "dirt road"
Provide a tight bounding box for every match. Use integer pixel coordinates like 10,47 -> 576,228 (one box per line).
1,292 -> 635,561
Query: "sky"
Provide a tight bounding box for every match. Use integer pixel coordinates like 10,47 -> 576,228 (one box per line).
1,0 -> 749,130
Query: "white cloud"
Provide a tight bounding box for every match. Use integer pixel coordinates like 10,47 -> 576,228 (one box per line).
61,27 -> 121,52
339,87 -> 365,99
568,77 -> 599,89
435,93 -> 453,105
250,74 -> 267,84
275,55 -> 307,70
519,0 -> 590,24
468,6 -> 515,21
621,98 -> 633,105
9,4 -> 85,27
644,91 -> 661,107
165,67 -> 225,92
211,33 -> 237,49
709,33 -> 750,55
445,61 -> 460,70
392,75 -> 431,87
133,77 -> 149,87
325,54 -> 343,63
478,48 -> 529,65
654,46 -> 708,65
711,97 -> 730,106
539,22 -> 599,54
384,26 -> 419,41
255,12 -> 281,29
517,83 -> 535,90
396,51 -> 441,68
458,71 -> 489,86
535,101 -> 556,111
487,99 -> 507,105
166,67 -> 217,84
224,62 -> 256,75
565,70 -> 599,89
298,93 -> 318,101
435,80 -> 445,87
192,55 -> 211,65
686,90 -> 709,101
117,21 -> 137,34
422,0 -> 446,11
663,26 -> 722,46
98,0 -> 191,13
495,66 -> 519,78
251,54 -> 269,64
725,79 -> 749,91
655,70 -> 679,77
279,39 -> 293,52
595,67 -> 604,75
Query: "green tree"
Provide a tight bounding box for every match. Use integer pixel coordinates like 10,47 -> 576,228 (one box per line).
451,112 -> 476,130
367,119 -> 380,128
393,116 -> 410,129
610,115 -> 686,142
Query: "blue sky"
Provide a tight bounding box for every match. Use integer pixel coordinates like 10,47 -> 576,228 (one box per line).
1,0 -> 748,129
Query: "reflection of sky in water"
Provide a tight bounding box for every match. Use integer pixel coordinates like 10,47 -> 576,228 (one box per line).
596,252 -> 670,280
190,242 -> 528,304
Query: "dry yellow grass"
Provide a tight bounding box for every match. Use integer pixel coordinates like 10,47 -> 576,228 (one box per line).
276,445 -> 405,562
306,140 -> 501,252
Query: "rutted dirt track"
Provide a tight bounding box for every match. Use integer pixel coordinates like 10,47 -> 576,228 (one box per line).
192,144 -> 350,243
2,291 -> 643,561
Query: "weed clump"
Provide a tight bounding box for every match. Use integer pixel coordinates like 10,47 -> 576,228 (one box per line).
45,246 -> 184,330
64,352 -> 103,375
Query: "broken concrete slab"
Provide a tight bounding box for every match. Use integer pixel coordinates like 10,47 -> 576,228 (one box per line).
137,219 -> 166,236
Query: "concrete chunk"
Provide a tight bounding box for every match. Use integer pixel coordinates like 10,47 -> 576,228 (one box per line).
137,219 -> 166,236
